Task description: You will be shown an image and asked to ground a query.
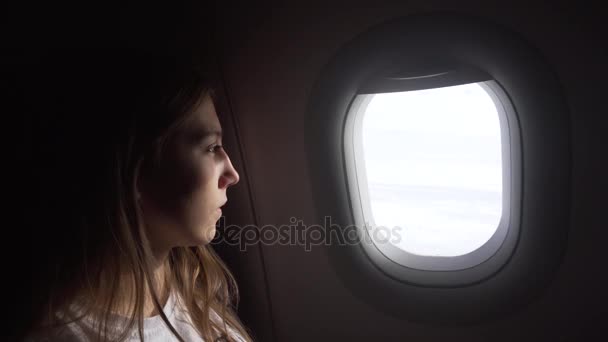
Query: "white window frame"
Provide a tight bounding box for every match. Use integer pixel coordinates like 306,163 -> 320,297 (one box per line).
344,80 -> 522,280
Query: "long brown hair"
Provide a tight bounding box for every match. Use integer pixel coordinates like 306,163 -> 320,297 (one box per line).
23,48 -> 253,342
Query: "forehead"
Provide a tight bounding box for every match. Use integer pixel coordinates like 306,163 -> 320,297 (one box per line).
187,94 -> 221,131
180,95 -> 222,138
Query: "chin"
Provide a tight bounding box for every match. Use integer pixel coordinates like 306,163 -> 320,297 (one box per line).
192,224 -> 217,246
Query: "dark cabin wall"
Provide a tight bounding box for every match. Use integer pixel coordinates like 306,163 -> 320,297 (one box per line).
214,1 -> 607,341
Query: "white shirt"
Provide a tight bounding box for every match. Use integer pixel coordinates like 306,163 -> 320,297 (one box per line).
24,291 -> 245,342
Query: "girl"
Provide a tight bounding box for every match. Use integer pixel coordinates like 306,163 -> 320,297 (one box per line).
19,48 -> 253,342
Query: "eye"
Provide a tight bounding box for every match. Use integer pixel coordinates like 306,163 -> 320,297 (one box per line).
206,144 -> 224,153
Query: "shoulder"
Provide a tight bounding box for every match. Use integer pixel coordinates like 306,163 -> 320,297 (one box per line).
173,294 -> 247,342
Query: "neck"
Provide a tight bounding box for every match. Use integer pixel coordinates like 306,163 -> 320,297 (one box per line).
142,257 -> 171,317
139,235 -> 174,316
95,251 -> 172,318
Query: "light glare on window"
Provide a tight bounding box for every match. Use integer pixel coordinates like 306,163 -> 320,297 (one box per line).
361,83 -> 503,257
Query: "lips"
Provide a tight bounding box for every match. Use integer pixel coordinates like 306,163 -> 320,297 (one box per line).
216,201 -> 227,214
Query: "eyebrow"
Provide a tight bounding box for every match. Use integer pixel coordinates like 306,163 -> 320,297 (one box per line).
201,130 -> 223,139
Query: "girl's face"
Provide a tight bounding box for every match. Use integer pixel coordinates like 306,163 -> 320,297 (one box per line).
139,94 -> 240,251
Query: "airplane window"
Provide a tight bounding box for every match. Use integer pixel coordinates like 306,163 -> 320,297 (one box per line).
311,11 -> 567,297
351,82 -> 507,259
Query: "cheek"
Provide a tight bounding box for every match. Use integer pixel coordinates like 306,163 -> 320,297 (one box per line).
185,162 -> 217,209
154,150 -> 204,199
155,155 -> 218,222
178,161 -> 221,243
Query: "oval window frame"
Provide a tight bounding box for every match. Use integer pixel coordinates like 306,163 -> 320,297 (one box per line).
345,80 -> 520,275
305,13 -> 570,323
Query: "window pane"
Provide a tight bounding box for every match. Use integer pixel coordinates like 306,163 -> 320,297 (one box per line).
361,83 -> 503,256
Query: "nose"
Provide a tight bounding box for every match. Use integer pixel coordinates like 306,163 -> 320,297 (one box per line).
219,151 -> 240,189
